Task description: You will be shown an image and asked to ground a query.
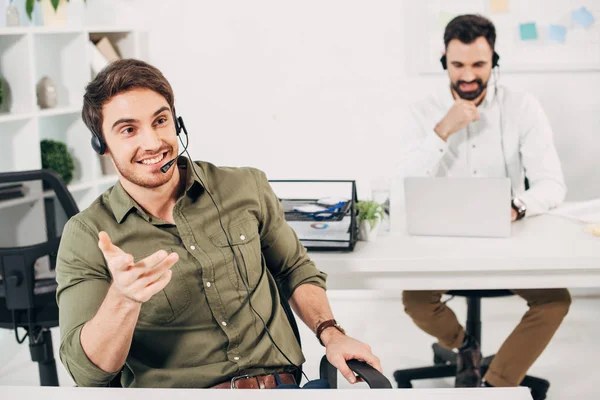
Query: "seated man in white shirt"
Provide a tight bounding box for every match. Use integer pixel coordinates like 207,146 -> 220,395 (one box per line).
398,14 -> 571,388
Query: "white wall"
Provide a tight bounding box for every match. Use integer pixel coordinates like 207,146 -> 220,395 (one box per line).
87,0 -> 600,200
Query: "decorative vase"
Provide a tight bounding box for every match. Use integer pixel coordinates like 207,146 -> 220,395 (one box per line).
6,0 -> 20,27
40,0 -> 67,27
359,219 -> 381,241
36,76 -> 58,109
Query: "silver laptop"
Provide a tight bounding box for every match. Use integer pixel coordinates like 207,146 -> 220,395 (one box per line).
404,177 -> 512,238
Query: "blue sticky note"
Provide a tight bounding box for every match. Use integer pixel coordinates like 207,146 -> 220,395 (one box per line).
548,24 -> 567,43
572,7 -> 594,28
519,22 -> 538,41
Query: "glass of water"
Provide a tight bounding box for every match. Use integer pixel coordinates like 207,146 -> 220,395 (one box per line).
370,177 -> 391,232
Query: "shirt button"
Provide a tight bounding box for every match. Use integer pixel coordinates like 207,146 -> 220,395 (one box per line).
439,148 -> 444,153
472,144 -> 476,149
473,170 -> 478,175
206,282 -> 211,288
190,245 -> 196,250
221,321 -> 227,327
233,356 -> 240,361
240,234 -> 246,241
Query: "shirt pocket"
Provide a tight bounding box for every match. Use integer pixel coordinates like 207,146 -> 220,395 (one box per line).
209,218 -> 263,291
133,248 -> 191,325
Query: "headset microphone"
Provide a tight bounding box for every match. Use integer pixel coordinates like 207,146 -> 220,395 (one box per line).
160,116 -> 188,174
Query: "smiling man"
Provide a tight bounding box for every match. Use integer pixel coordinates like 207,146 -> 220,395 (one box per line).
397,15 -> 571,388
55,59 -> 381,388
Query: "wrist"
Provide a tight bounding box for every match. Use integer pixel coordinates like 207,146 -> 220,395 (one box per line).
511,197 -> 527,220
316,319 -> 346,346
434,122 -> 450,141
320,326 -> 345,346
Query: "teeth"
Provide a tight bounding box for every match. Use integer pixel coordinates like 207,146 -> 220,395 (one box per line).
140,153 -> 164,165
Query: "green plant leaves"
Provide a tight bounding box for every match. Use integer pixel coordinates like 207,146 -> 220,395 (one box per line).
40,139 -> 75,185
356,200 -> 385,230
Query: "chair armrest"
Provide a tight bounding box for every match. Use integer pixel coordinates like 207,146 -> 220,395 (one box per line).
319,355 -> 392,389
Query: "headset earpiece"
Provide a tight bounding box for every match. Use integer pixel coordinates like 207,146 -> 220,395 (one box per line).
90,131 -> 106,155
440,51 -> 501,70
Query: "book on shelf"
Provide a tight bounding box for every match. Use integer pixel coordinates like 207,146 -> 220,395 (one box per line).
88,37 -> 121,74
0,183 -> 25,201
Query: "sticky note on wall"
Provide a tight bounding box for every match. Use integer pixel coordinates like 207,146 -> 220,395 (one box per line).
572,6 -> 595,28
519,22 -> 538,41
548,25 -> 567,43
490,0 -> 509,13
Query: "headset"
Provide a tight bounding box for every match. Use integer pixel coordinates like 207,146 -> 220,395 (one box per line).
440,51 -> 500,70
440,49 -> 512,193
89,110 -> 309,382
90,110 -> 182,156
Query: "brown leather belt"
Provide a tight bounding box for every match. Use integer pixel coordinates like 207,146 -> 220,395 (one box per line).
212,372 -> 296,389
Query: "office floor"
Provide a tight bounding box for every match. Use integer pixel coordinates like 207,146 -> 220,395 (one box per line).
0,292 -> 597,398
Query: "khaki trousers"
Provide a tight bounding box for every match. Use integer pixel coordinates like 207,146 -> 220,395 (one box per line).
402,289 -> 571,387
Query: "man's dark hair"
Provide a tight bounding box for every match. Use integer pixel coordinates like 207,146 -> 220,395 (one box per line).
444,14 -> 496,50
82,59 -> 175,138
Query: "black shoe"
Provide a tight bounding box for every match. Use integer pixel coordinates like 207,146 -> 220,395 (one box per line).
455,337 -> 482,388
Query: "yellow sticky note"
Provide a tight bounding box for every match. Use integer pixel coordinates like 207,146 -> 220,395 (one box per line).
490,0 -> 509,13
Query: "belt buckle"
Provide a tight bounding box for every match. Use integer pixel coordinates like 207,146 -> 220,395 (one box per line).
230,374 -> 250,389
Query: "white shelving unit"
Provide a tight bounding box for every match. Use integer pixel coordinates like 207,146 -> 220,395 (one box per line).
0,26 -> 140,247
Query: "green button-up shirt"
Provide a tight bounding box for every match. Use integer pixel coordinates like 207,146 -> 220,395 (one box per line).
56,157 -> 327,388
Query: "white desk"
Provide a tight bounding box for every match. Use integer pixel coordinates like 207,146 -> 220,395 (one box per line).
310,215 -> 600,290
1,386 -> 533,400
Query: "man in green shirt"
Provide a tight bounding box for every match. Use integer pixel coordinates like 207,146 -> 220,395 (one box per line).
56,59 -> 381,388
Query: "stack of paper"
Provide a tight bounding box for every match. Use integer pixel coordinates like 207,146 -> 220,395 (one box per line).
548,199 -> 600,224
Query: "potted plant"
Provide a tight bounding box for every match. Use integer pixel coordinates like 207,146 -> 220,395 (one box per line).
356,200 -> 385,241
40,139 -> 75,185
25,0 -> 86,26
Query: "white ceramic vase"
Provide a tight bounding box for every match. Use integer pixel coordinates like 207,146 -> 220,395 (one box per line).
359,219 -> 381,241
40,0 -> 67,27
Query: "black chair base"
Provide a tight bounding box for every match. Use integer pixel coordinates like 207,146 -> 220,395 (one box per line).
394,344 -> 549,399
394,291 -> 550,400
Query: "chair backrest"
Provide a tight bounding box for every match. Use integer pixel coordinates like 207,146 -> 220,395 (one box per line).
0,170 -> 79,323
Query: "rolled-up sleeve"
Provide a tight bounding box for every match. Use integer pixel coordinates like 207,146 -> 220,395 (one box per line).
56,218 -> 118,386
253,170 -> 327,300
517,93 -> 567,216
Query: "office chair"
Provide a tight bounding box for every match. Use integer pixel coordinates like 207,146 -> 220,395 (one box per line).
0,169 -> 79,386
279,285 -> 391,389
106,276 -> 392,388
393,290 -> 550,400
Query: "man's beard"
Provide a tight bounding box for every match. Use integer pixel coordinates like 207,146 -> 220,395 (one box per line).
113,148 -> 175,189
451,78 -> 488,101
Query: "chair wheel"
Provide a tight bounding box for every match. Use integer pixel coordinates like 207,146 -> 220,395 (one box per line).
396,380 -> 413,389
530,389 -> 547,400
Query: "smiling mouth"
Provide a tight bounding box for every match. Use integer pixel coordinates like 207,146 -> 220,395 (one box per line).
137,152 -> 167,165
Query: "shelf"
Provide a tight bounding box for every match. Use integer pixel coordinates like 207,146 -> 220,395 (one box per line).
0,112 -> 34,123
0,194 -> 38,210
37,105 -> 81,118
0,27 -> 29,36
0,27 -> 136,36
30,27 -> 85,35
87,27 -> 136,34
42,180 -> 93,199
67,180 -> 95,193
97,174 -> 119,185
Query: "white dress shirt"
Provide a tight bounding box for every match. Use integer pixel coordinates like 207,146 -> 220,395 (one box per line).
397,84 -> 566,217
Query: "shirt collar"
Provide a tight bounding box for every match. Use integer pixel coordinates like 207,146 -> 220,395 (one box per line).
108,156 -> 206,224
